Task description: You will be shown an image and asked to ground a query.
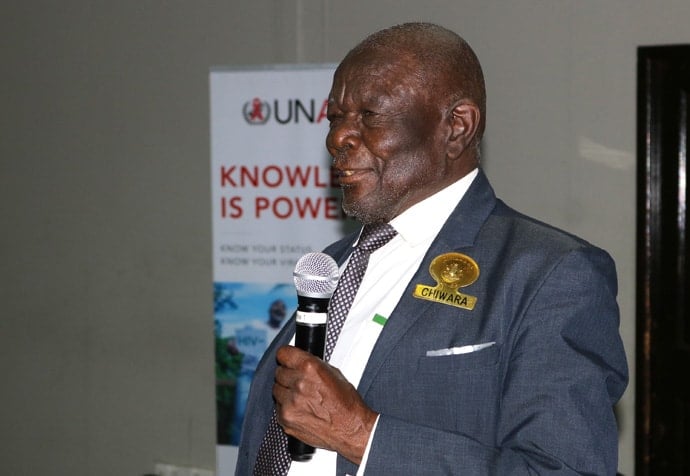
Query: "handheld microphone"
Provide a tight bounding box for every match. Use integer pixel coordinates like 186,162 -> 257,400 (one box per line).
289,252 -> 339,462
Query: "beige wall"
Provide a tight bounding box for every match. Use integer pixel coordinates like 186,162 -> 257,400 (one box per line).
3,1 -> 690,474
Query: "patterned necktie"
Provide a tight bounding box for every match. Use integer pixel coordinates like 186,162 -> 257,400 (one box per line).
324,223 -> 397,360
253,223 -> 397,476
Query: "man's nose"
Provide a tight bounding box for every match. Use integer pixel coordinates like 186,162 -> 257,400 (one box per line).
327,118 -> 361,154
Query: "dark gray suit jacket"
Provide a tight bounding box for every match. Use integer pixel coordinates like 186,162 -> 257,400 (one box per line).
235,170 -> 628,475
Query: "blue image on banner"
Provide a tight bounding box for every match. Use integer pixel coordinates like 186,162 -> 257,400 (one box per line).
214,281 -> 296,446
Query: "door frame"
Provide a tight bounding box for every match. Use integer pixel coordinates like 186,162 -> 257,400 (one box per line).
636,44 -> 690,475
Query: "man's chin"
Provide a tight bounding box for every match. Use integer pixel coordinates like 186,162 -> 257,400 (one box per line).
342,199 -> 388,225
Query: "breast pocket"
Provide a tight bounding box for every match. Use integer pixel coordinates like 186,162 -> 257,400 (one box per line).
413,343 -> 501,434
418,342 -> 500,372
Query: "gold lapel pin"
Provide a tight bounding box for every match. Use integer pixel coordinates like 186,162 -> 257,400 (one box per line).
413,252 -> 479,310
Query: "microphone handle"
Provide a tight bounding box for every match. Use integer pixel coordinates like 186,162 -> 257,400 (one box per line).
289,296 -> 329,461
294,321 -> 327,357
294,295 -> 329,357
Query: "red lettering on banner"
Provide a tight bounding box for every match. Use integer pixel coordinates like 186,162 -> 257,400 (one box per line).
285,166 -> 328,188
294,197 -> 321,218
263,165 -> 282,188
241,167 -> 260,187
220,196 -> 243,218
314,167 -> 328,187
324,196 -> 339,219
317,99 -> 328,123
220,165 -> 336,189
285,166 -> 309,187
272,197 -> 292,219
255,197 -> 270,217
220,166 -> 236,187
253,196 -> 343,219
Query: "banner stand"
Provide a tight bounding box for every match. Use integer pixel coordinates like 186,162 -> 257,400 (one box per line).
210,64 -> 347,475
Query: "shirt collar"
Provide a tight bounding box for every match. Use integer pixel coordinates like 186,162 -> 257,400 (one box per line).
390,168 -> 479,247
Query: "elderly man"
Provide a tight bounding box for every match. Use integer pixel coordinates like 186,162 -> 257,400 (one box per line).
236,22 -> 628,475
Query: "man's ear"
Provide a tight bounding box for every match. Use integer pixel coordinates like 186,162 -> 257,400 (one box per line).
447,100 -> 481,159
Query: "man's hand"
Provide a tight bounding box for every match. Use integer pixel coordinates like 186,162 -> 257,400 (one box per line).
273,345 -> 378,465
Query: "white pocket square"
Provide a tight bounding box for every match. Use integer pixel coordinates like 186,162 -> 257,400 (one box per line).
426,342 -> 495,357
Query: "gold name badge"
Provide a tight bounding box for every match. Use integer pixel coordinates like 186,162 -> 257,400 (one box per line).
413,252 -> 479,310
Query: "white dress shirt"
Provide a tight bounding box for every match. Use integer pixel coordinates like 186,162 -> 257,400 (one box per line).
288,169 -> 478,475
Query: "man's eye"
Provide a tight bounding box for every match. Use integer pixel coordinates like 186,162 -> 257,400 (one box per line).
361,111 -> 379,124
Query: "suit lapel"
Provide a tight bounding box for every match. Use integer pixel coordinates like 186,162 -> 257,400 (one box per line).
356,170 -> 497,396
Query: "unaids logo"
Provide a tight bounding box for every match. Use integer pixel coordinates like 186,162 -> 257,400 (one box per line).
243,97 -> 270,125
242,96 -> 329,125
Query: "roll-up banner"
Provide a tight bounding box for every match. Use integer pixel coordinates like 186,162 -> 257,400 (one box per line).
210,65 -> 348,474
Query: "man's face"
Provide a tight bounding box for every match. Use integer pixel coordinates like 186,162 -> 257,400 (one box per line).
326,49 -> 453,224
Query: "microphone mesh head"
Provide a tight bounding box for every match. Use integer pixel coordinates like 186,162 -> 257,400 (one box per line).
293,252 -> 339,298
